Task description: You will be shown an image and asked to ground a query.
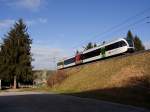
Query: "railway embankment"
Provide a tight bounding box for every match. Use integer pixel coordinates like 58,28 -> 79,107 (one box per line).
48,50 -> 150,108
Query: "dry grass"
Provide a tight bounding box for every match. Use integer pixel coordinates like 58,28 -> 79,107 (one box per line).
47,71 -> 68,87
51,52 -> 150,92
48,52 -> 150,108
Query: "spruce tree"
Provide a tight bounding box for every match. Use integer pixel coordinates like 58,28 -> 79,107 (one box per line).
0,45 -> 3,79
84,42 -> 93,50
76,50 -> 79,54
127,30 -> 134,41
0,19 -> 33,88
94,43 -> 97,47
134,36 -> 145,51
126,30 -> 145,51
0,39 -> 13,84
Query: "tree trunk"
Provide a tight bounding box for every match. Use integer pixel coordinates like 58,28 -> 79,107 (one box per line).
0,79 -> 1,90
13,76 -> 17,89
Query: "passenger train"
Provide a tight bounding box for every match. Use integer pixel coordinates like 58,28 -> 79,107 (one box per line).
57,38 -> 134,69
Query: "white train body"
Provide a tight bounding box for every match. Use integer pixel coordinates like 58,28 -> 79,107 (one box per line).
57,38 -> 134,69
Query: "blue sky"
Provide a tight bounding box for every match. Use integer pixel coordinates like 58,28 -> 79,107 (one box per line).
0,0 -> 150,70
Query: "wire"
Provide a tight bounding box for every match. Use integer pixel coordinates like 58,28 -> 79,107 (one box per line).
97,16 -> 149,41
71,7 -> 150,50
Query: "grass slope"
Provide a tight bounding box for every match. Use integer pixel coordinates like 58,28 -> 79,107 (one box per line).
51,52 -> 150,108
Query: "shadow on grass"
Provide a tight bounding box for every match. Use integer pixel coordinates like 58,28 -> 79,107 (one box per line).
62,84 -> 150,109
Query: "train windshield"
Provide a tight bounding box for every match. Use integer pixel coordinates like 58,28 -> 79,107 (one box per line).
126,38 -> 134,47
57,62 -> 63,66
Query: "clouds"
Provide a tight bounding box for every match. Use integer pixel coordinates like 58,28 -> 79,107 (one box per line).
0,18 -> 48,29
28,18 -> 48,25
31,45 -> 65,70
0,19 -> 15,28
17,0 -> 42,10
144,41 -> 150,49
38,18 -> 47,24
2,0 -> 46,11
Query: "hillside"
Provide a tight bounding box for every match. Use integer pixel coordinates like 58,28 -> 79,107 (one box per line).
49,51 -> 150,108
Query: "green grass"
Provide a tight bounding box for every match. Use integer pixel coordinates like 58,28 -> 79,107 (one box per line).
0,86 -> 51,93
18,86 -> 52,92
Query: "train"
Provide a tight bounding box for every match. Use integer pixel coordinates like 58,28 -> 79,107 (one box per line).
57,38 -> 134,69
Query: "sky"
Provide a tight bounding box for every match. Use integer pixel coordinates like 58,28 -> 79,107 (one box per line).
0,0 -> 150,70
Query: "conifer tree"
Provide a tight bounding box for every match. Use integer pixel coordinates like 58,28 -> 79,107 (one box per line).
94,43 -> 97,47
0,19 -> 33,88
126,30 -> 134,41
84,42 -> 93,50
76,50 -> 79,54
134,35 -> 145,51
126,30 -> 145,51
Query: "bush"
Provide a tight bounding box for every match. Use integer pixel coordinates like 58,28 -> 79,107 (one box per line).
47,71 -> 67,87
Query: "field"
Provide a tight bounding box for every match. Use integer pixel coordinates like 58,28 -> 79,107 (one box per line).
48,51 -> 150,108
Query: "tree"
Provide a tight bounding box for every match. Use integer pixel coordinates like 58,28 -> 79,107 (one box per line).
0,39 -> 13,85
93,43 -> 97,47
0,19 -> 33,88
126,30 -> 145,51
76,50 -> 79,54
127,30 -> 134,41
0,45 -> 3,80
134,35 -> 145,51
84,42 -> 93,50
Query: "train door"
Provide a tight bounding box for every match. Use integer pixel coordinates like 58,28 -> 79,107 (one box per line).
75,53 -> 82,64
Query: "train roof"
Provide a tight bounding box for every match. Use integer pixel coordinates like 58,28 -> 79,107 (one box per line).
57,38 -> 126,62
83,38 -> 126,54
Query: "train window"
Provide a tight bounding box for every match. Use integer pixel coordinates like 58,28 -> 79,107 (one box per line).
64,57 -> 75,65
114,42 -> 122,49
83,48 -> 101,60
126,39 -> 133,47
105,43 -> 116,51
105,41 -> 127,51
119,41 -> 127,47
105,45 -> 111,51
